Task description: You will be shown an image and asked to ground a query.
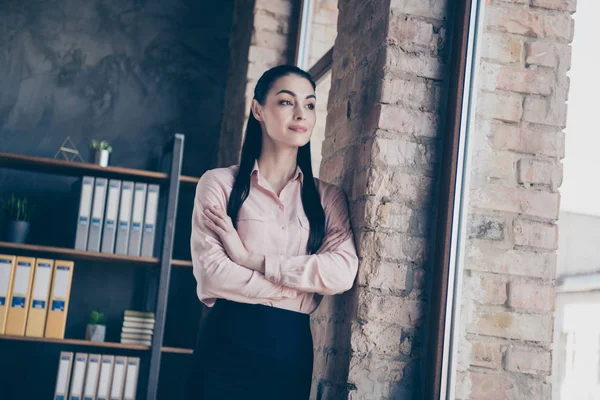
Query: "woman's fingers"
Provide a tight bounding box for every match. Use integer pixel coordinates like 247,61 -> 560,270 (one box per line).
205,217 -> 226,237
203,208 -> 229,233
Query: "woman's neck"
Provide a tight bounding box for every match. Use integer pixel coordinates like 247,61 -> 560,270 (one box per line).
257,149 -> 298,196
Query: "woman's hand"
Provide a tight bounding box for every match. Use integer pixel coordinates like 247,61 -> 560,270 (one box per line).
203,205 -> 250,267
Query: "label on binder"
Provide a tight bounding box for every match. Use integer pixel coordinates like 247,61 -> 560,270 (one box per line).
52,300 -> 66,311
32,299 -> 46,308
11,296 -> 25,308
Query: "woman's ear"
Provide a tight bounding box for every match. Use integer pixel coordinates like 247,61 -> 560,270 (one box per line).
251,99 -> 263,122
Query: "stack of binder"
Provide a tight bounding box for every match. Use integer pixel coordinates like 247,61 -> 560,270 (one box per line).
54,351 -> 140,400
75,176 -> 160,257
0,254 -> 74,339
120,310 -> 155,346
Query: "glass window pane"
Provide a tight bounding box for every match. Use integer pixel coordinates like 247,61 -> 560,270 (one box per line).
306,0 -> 338,67
553,2 -> 600,399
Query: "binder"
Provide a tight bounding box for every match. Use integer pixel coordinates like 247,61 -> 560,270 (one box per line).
45,260 -> 74,339
101,180 -> 122,254
127,183 -> 147,257
0,254 -> 16,334
140,184 -> 159,257
5,256 -> 36,336
115,181 -> 134,255
87,177 -> 108,252
83,354 -> 101,400
123,357 -> 140,400
25,258 -> 55,337
75,176 -> 95,250
96,355 -> 115,400
54,351 -> 74,400
109,356 -> 127,400
69,352 -> 88,400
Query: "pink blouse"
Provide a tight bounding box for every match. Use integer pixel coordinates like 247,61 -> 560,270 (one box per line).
190,161 -> 359,314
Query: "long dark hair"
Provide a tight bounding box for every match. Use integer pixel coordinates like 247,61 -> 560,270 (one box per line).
226,65 -> 325,254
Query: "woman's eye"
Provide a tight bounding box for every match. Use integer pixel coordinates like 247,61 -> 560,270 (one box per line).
280,100 -> 293,106
306,103 -> 315,110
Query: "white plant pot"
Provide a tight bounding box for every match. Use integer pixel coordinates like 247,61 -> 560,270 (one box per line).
86,324 -> 106,342
93,149 -> 110,167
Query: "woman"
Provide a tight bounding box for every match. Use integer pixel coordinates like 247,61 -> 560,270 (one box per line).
187,65 -> 359,399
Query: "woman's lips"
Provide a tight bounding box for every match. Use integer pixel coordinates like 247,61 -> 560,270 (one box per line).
289,125 -> 307,133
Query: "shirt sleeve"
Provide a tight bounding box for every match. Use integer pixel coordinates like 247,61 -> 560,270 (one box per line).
264,185 -> 359,295
190,171 -> 298,306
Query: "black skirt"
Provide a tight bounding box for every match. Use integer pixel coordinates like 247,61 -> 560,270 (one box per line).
185,299 -> 314,400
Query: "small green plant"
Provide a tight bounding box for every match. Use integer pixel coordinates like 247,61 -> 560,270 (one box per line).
88,311 -> 105,325
1,195 -> 35,222
89,140 -> 112,153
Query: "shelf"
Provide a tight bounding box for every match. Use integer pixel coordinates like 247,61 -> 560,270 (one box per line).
161,346 -> 194,354
171,259 -> 193,268
180,175 -> 200,185
0,241 -> 160,266
0,152 -> 201,187
0,241 -> 193,269
0,335 -> 149,350
0,152 -> 169,184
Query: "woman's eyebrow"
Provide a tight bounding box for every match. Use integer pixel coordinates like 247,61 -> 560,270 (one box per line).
276,89 -> 316,100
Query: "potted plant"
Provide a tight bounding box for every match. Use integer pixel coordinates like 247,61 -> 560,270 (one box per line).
85,310 -> 106,342
89,140 -> 112,167
1,195 -> 35,244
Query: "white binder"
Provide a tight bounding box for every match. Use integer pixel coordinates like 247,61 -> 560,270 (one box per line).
101,180 -> 122,254
83,354 -> 101,400
87,178 -> 108,252
109,356 -> 127,400
96,355 -> 115,400
123,357 -> 140,400
54,352 -> 74,400
69,352 -> 88,400
140,184 -> 159,257
127,183 -> 147,257
75,176 -> 95,250
115,181 -> 134,255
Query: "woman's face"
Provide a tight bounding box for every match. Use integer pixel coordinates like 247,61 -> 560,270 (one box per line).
252,74 -> 316,149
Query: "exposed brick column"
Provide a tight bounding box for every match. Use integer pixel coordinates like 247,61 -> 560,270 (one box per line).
311,0 -> 453,398
217,0 -> 299,167
456,0 -> 574,398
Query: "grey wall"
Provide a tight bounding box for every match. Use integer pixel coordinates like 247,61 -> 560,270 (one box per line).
0,1 -> 235,398
0,0 -> 232,175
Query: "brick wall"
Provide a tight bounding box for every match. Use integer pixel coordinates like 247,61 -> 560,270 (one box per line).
456,0 -> 573,398
218,0 -> 299,167
311,0 -> 453,398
